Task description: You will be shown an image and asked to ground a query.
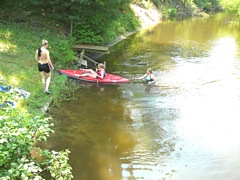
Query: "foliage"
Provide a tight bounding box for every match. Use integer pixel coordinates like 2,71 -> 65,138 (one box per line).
73,3 -> 139,44
0,0 -> 228,45
51,37 -> 76,67
150,0 -> 162,7
162,6 -> 178,18
0,83 -> 73,179
32,0 -> 138,45
1,0 -> 139,45
150,0 -> 222,18
194,0 -> 221,11
0,19 -> 79,179
50,75 -> 80,107
39,149 -> 73,180
220,0 -> 240,16
157,0 -> 178,19
0,19 -> 75,69
0,20 -> 77,114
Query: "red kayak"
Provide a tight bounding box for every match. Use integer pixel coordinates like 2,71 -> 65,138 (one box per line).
60,69 -> 130,83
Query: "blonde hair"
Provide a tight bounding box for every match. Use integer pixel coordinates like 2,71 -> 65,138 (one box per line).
42,39 -> 48,46
147,68 -> 153,74
98,63 -> 105,68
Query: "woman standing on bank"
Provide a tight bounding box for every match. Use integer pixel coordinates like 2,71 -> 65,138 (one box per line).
35,39 -> 54,94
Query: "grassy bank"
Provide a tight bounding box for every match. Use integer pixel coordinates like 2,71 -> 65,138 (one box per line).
0,20 -> 78,115
0,19 -> 77,179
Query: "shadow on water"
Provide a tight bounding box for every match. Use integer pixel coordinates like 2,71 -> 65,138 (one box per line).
46,84 -> 137,179
45,80 -> 181,179
45,12 -> 240,180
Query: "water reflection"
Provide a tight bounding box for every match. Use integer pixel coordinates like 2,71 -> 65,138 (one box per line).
47,13 -> 240,180
47,85 -> 137,179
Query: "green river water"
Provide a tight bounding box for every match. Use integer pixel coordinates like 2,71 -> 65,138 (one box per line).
47,13 -> 240,180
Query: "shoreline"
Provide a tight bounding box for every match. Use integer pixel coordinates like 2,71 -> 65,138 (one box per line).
107,2 -> 162,48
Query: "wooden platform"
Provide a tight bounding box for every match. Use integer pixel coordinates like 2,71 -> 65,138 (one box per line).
73,44 -> 109,54
74,46 -> 108,68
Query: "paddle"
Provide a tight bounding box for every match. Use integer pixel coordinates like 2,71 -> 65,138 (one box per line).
96,76 -> 99,87
95,63 -> 99,87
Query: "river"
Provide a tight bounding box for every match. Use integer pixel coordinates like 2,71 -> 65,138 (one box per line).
47,13 -> 240,180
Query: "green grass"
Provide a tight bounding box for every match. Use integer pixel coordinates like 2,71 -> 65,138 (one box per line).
0,20 -> 77,115
0,19 -> 77,179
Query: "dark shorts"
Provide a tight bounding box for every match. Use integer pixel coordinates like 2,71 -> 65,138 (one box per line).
38,63 -> 50,73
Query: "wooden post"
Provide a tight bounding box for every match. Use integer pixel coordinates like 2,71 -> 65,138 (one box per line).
83,54 -> 98,65
104,61 -> 106,69
77,49 -> 85,67
73,44 -> 109,68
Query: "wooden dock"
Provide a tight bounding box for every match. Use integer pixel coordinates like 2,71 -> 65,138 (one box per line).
73,44 -> 109,68
73,44 -> 109,54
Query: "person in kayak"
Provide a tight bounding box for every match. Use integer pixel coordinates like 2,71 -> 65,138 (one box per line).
76,63 -> 106,79
35,39 -> 54,94
134,68 -> 156,84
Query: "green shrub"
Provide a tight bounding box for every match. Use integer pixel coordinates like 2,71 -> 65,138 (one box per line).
194,0 -> 221,11
220,0 -> 240,16
0,87 -> 73,179
162,6 -> 178,18
0,20 -> 76,179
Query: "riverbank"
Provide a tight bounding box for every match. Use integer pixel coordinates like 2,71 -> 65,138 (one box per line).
0,2 -> 226,178
108,1 -> 162,47
0,0 -> 219,117
0,2 -> 160,115
107,0 -> 211,48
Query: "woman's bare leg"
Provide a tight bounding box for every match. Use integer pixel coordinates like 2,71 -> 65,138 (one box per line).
45,72 -> 51,92
76,69 -> 97,77
40,72 -> 46,91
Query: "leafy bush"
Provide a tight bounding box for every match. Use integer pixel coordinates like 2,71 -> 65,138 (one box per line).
151,0 -> 162,7
162,6 -> 178,19
51,36 -> 76,67
71,2 -> 139,45
5,0 -> 138,45
220,0 -> 240,16
194,0 -> 221,11
0,82 -> 73,179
